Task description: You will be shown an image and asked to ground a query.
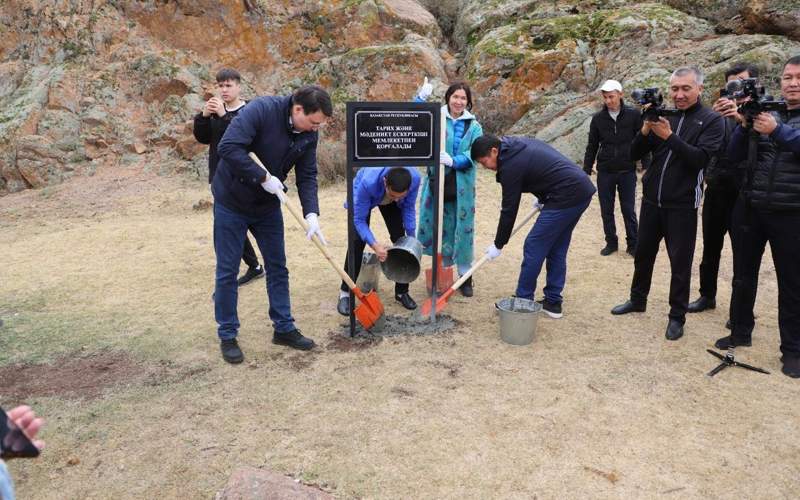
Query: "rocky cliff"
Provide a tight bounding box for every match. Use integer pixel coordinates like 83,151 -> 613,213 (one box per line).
2,0 -> 799,195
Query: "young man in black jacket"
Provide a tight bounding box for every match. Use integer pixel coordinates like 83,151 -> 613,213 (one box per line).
688,63 -> 759,317
472,135 -> 596,318
583,79 -> 642,256
726,56 -> 800,378
611,66 -> 725,341
193,68 -> 264,287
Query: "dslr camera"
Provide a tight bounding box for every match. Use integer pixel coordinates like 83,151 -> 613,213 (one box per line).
631,88 -> 682,121
720,78 -> 787,120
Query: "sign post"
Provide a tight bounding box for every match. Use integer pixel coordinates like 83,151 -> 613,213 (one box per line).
346,102 -> 441,337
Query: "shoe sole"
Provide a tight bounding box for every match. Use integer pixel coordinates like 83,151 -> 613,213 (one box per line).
395,299 -> 417,310
541,309 -> 562,319
272,339 -> 315,351
222,353 -> 244,364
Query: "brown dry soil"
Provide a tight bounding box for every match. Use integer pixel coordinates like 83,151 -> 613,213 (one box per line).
1,165 -> 799,499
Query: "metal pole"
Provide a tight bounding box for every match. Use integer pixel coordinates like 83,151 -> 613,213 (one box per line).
346,104 -> 356,337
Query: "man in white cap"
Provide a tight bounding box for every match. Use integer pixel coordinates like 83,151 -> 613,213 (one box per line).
583,79 -> 643,256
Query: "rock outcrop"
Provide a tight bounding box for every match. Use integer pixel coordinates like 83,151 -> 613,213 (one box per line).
1,0 -> 800,195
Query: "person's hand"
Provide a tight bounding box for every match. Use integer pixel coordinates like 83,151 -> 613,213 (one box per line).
6,405 -> 45,452
650,117 -> 673,140
416,76 -> 433,101
304,213 -> 327,245
640,117 -> 652,136
371,242 -> 388,262
753,112 -> 778,135
485,243 -> 502,261
440,151 -> 453,167
204,97 -> 225,118
714,97 -> 745,123
261,176 -> 286,202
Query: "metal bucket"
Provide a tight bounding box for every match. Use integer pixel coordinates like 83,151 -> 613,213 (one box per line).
355,252 -> 381,293
495,297 -> 542,346
381,236 -> 423,284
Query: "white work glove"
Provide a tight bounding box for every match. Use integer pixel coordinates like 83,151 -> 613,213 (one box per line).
533,199 -> 544,211
305,213 -> 327,246
261,176 -> 285,196
416,76 -> 433,101
440,151 -> 453,167
485,243 -> 502,261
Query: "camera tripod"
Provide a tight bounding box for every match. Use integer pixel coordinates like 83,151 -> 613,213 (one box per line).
706,347 -> 770,377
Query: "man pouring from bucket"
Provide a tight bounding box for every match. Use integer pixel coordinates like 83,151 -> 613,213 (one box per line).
337,167 -> 421,316
471,135 -> 596,318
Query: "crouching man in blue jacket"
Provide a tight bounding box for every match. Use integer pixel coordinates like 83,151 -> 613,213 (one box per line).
471,135 -> 596,318
337,167 -> 421,315
212,85 -> 332,363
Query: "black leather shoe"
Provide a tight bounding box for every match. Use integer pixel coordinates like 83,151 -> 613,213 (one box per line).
395,292 -> 417,310
665,319 -> 684,341
687,296 -> 716,313
611,300 -> 646,315
460,277 -> 473,297
337,296 -> 350,316
714,335 -> 752,350
600,244 -> 618,256
220,339 -> 244,364
782,356 -> 800,378
273,329 -> 315,350
237,265 -> 264,286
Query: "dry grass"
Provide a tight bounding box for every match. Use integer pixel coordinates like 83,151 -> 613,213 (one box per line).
1,165 -> 799,499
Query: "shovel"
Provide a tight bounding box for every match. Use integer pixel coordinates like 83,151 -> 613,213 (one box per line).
420,205 -> 541,316
248,152 -> 386,331
425,113 -> 455,295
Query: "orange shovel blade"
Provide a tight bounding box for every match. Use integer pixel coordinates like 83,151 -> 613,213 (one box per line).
352,287 -> 385,330
420,288 -> 456,317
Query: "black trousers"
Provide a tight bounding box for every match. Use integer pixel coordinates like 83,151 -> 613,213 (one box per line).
727,198 -> 762,342
241,236 -> 259,269
697,184 -> 739,299
341,202 -> 408,295
730,205 -> 800,358
630,203 -> 698,323
597,170 -> 638,248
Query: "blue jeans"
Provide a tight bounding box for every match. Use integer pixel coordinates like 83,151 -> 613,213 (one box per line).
515,198 -> 591,303
214,202 -> 295,340
597,170 -> 638,248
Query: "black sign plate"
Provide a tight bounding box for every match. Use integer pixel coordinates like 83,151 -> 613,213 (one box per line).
354,110 -> 434,161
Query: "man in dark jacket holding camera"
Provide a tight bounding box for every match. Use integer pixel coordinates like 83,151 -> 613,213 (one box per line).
611,66 -> 725,341
726,56 -> 800,378
583,79 -> 642,256
211,85 -> 332,363
687,63 -> 759,317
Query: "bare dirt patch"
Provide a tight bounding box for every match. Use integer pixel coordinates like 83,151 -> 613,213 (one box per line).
0,351 -> 146,400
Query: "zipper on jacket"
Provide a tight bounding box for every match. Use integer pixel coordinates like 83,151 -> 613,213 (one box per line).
657,113 -> 686,207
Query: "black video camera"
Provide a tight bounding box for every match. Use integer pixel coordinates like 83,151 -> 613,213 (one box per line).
721,78 -> 787,120
631,88 -> 682,122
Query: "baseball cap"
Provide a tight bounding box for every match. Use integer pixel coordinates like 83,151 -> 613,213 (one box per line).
599,79 -> 622,92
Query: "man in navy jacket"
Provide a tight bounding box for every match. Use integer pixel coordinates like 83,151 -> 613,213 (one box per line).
212,85 -> 332,363
472,135 -> 596,318
337,167 -> 421,315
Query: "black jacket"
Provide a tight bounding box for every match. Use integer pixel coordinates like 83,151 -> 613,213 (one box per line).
704,116 -> 744,191
494,136 -> 596,248
631,101 -> 725,209
728,108 -> 800,210
583,103 -> 642,174
193,102 -> 247,184
212,95 -> 320,217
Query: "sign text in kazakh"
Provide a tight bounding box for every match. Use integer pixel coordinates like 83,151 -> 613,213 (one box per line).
354,111 -> 434,161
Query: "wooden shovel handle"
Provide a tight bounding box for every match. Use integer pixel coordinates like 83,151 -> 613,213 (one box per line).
247,152 -> 359,290
448,205 -> 541,292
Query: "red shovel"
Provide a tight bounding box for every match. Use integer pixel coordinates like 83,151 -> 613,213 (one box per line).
248,152 -> 386,331
420,205 -> 541,316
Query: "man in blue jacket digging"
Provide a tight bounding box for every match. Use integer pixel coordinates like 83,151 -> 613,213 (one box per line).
471,135 -> 596,319
337,167 -> 421,315
212,85 -> 332,363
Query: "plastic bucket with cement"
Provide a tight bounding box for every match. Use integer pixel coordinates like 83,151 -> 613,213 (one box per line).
381,236 -> 423,284
495,297 -> 542,346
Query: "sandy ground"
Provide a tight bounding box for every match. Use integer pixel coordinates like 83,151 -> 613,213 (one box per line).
1,164 -> 799,499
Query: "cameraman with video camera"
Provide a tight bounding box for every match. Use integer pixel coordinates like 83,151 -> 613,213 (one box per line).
726,56 -> 800,378
611,67 -> 725,341
688,63 -> 760,317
